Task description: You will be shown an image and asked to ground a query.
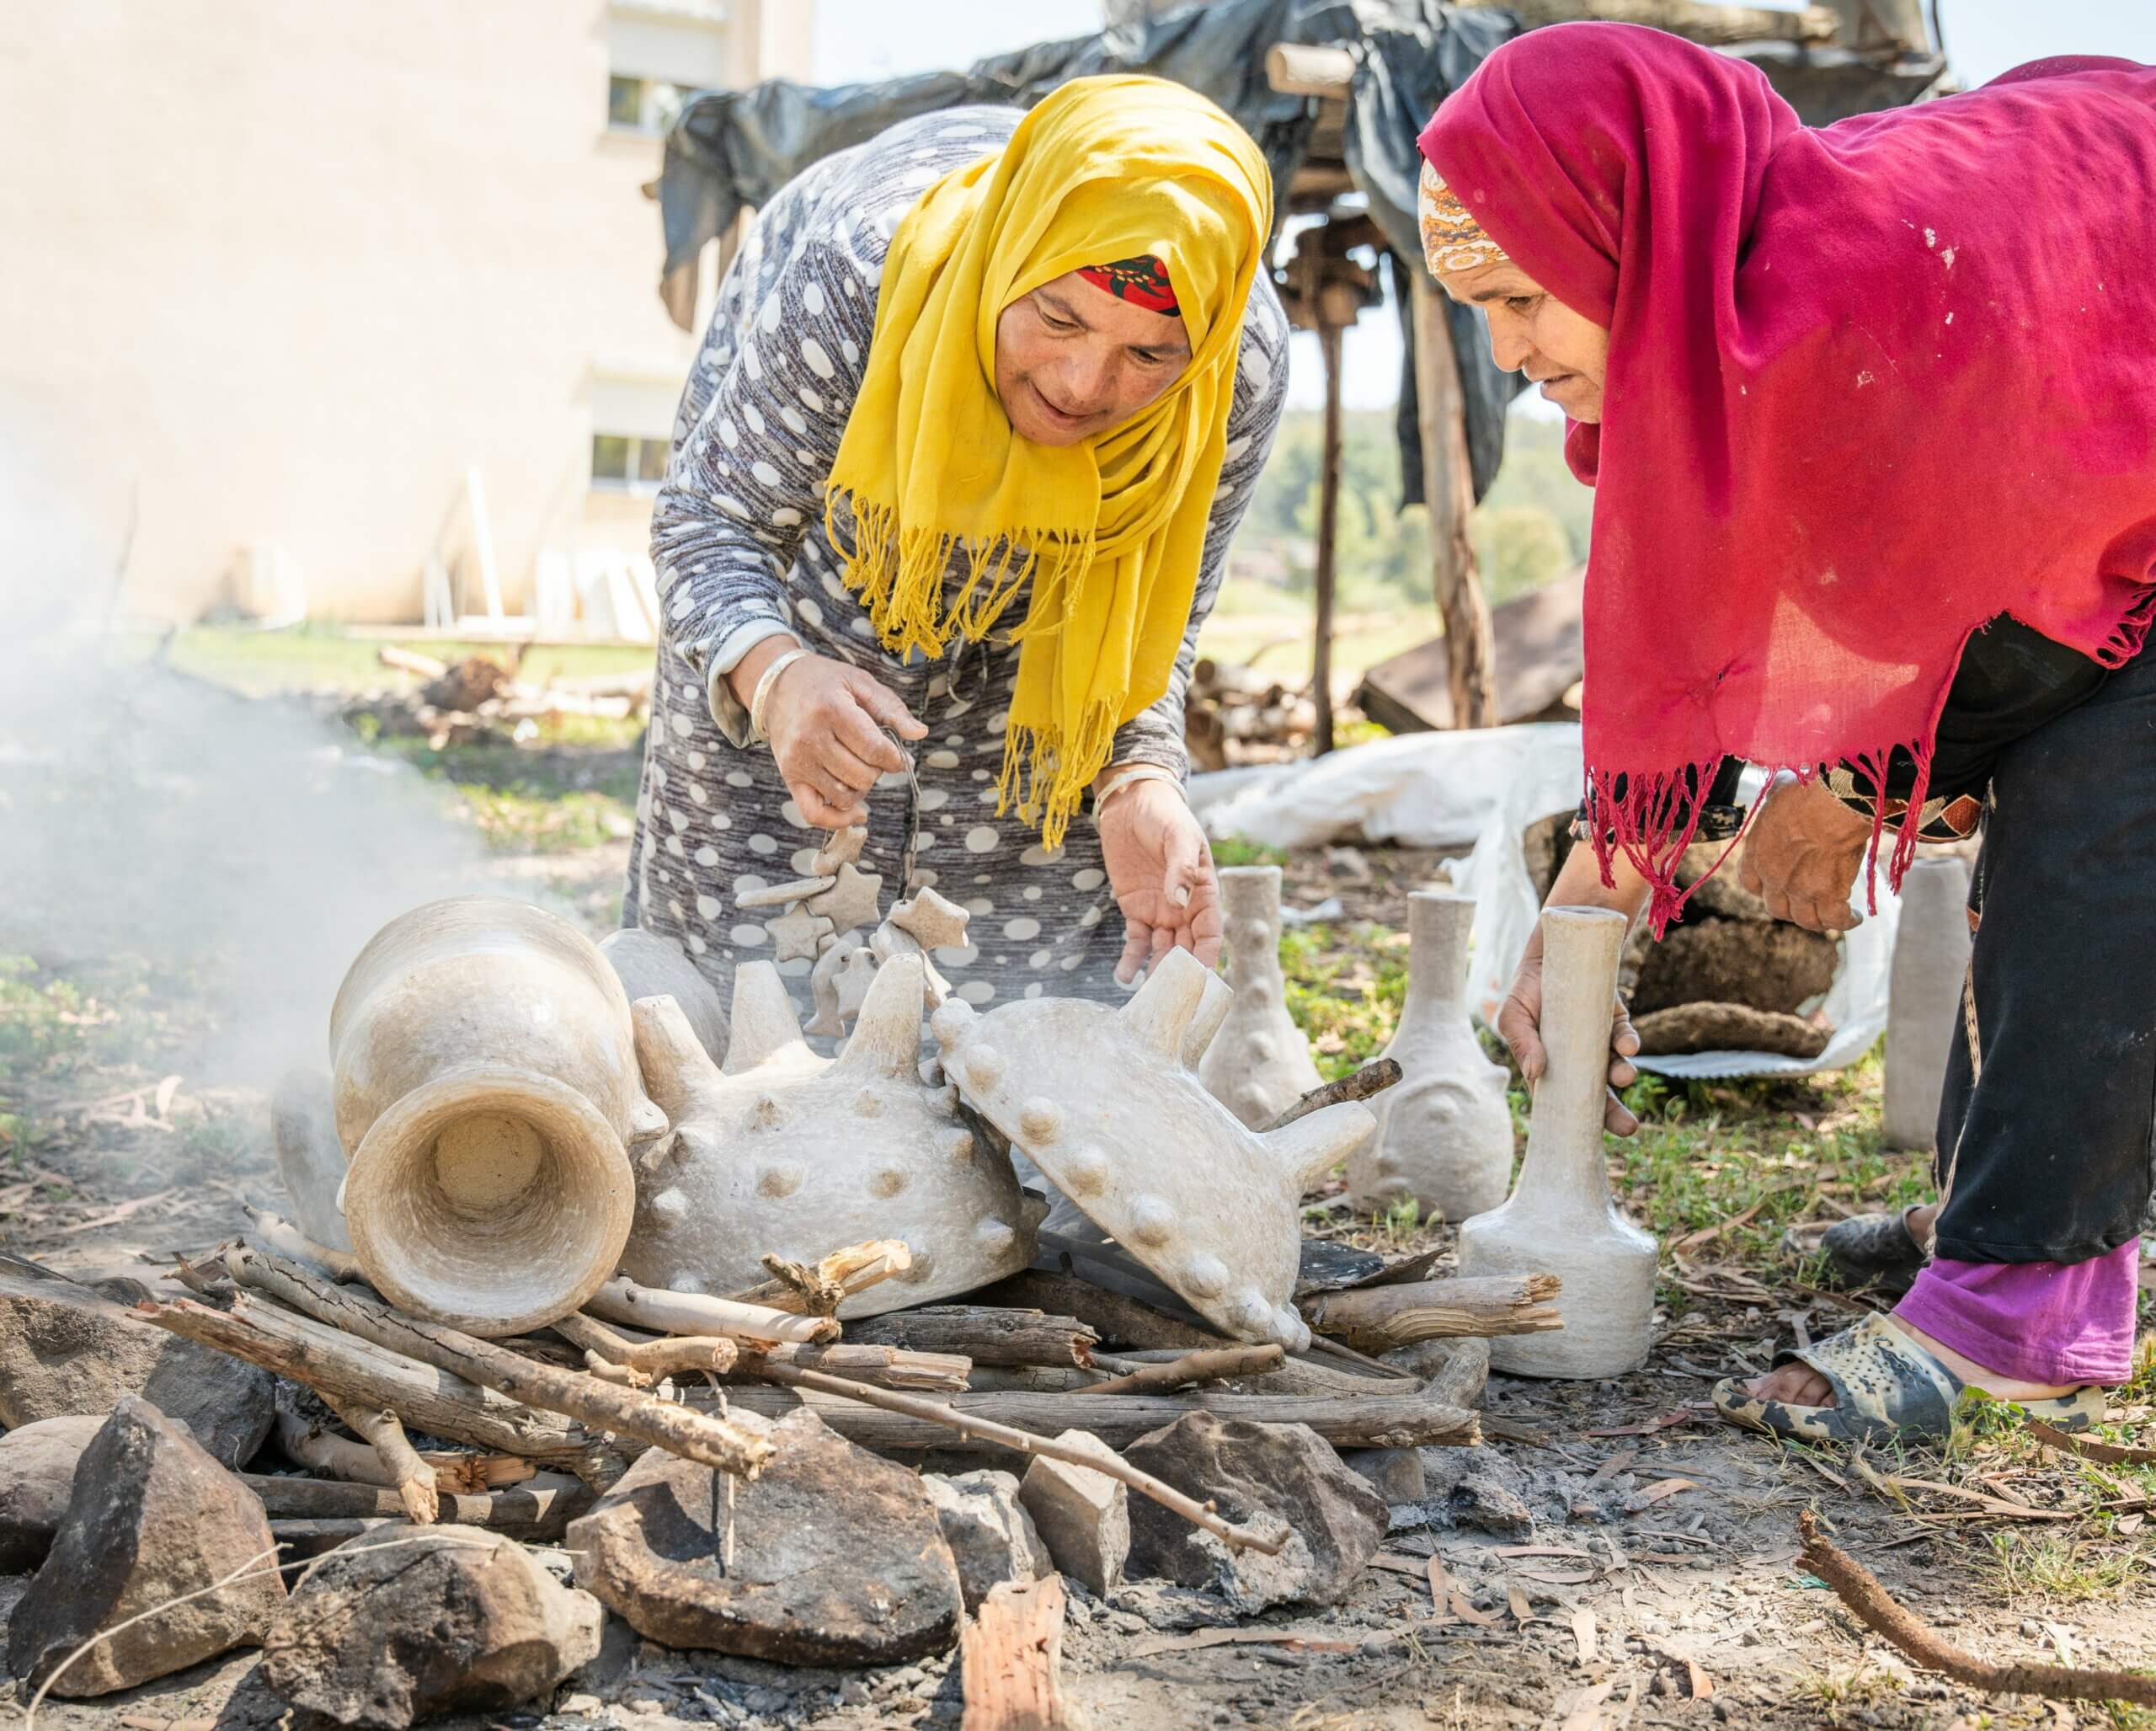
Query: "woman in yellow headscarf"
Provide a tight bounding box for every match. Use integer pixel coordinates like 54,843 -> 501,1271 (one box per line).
622,77 -> 1286,1023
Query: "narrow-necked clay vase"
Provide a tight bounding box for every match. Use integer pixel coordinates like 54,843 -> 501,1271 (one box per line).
1883,856 -> 1972,1152
1198,866 -> 1322,1129
1456,906 -> 1656,1378
1348,891 -> 1513,1221
330,896 -> 660,1335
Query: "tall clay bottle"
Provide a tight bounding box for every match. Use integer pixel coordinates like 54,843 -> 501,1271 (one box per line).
1456,905 -> 1655,1378
1883,856 -> 1972,1152
1348,891 -> 1513,1221
1198,866 -> 1323,1130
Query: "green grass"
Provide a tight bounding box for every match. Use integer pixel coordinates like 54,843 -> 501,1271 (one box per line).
164,625 -> 654,697
364,737 -> 642,854
1278,922 -> 1412,1082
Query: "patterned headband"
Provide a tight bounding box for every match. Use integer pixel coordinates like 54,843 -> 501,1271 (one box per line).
1419,158 -> 1507,275
1078,254 -> 1180,316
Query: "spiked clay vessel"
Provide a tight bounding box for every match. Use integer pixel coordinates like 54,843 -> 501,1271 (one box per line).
1199,867 -> 1323,1129
619,954 -> 1042,1313
933,946 -> 1375,1349
1348,892 -> 1513,1222
329,897 -> 658,1336
1456,906 -> 1655,1378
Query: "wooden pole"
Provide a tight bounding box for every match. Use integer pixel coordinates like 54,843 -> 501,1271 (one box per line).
1311,323 -> 1344,755
1410,275 -> 1497,729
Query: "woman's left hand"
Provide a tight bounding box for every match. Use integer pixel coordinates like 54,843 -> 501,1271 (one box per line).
1740,772 -> 1872,932
1097,776 -> 1223,985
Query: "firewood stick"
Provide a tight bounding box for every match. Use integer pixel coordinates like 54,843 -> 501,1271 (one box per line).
965,1274 -> 1217,1353
325,1397 -> 438,1524
1796,1512 -> 2156,1706
846,1300 -> 1103,1365
1297,1275 -> 1563,1350
140,1293 -> 625,1485
1262,1059 -> 1402,1131
727,1238 -> 912,1316
961,1575 -> 1075,1729
733,1342 -> 970,1392
241,1206 -> 361,1282
1077,1345 -> 1285,1397
744,1359 -> 1289,1556
586,1276 -> 839,1344
246,1471 -> 589,1538
552,1312 -> 739,1383
218,1247 -> 775,1480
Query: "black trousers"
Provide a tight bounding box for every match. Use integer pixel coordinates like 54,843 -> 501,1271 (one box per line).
1932,643 -> 2156,1264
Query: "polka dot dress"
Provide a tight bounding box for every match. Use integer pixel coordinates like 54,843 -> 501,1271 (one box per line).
622,107 -> 1289,1030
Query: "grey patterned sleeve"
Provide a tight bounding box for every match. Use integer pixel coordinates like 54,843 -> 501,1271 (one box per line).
1106,279 -> 1293,781
648,206 -> 874,745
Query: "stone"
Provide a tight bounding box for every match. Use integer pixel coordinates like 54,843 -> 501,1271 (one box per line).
1342,1447 -> 1427,1508
1633,1002 -> 1831,1060
0,1266 -> 274,1470
1347,891 -> 1514,1223
1457,907 -> 1657,1379
567,1406 -> 962,1666
1629,916 -> 1838,1017
1419,1449 -> 1536,1538
1197,867 -> 1322,1129
259,1525 -> 603,1728
922,1470 -> 1051,1613
1122,1414 -> 1384,1612
0,1416 -> 104,1573
7,1398 -> 286,1696
1884,856 -> 1972,1151
600,927 -> 728,1065
933,947 -> 1374,1349
334,898 -> 658,1334
1017,1429 -> 1128,1595
621,958 -> 1038,1314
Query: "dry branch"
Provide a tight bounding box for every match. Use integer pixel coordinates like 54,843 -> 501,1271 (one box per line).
1263,1060 -> 1401,1131
1078,1345 -> 1285,1397
2027,1419 -> 2156,1467
1796,1511 -> 2156,1706
728,1239 -> 911,1315
745,1360 -> 1289,1554
219,1247 -> 774,1479
244,1472 -> 591,1539
1298,1274 -> 1562,1350
552,1311 -> 739,1386
962,1575 -> 1075,1729
587,1276 -> 840,1344
241,1206 -> 361,1281
846,1302 -> 1102,1366
325,1397 -> 437,1524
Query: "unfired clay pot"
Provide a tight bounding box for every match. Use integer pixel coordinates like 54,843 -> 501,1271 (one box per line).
600,927 -> 728,1064
1198,867 -> 1323,1129
1456,906 -> 1656,1378
1348,892 -> 1513,1221
933,946 -> 1375,1349
329,897 -> 659,1336
1883,856 -> 1972,1152
620,954 -> 1041,1313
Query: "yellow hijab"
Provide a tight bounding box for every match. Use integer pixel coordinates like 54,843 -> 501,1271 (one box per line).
825,75 -> 1273,847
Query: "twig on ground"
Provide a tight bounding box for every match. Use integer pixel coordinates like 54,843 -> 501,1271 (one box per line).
1076,1344 -> 1284,1397
2027,1418 -> 2156,1467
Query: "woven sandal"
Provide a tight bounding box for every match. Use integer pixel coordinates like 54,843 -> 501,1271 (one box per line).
1710,1312 -> 2105,1445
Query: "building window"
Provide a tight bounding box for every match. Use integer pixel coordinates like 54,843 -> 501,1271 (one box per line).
606,72 -> 689,135
592,434 -> 670,494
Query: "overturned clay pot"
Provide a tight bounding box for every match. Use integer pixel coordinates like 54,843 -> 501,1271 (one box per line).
1198,867 -> 1323,1130
330,897 -> 656,1336
933,947 -> 1375,1349
620,954 -> 1041,1314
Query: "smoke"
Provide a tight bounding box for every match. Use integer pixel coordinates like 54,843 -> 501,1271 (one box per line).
0,387 -> 528,1089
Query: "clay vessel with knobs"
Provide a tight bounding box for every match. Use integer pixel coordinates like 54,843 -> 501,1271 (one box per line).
1348,891 -> 1513,1221
1883,856 -> 1972,1152
1198,865 -> 1322,1129
1456,905 -> 1655,1377
329,896 -> 658,1336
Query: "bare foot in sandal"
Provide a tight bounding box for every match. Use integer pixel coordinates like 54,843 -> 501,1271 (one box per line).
1744,1312 -> 2077,1407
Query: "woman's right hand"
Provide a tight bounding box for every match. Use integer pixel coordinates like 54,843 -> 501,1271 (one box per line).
732,638 -> 928,829
1497,940 -> 1644,1136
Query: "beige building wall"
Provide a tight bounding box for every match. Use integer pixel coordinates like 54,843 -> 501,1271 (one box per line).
0,0 -> 815,626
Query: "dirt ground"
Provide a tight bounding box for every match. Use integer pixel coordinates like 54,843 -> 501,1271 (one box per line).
3,663 -> 2153,1730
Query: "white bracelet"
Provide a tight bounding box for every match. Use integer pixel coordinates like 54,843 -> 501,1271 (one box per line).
748,647 -> 814,740
1091,763 -> 1184,825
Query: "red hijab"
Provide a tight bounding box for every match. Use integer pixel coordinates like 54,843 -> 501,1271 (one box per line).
1419,26 -> 2156,930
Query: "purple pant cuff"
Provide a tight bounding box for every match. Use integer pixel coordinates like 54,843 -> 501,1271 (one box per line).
1894,1246 -> 2139,1387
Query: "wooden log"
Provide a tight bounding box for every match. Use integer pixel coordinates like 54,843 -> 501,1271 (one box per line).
247,1472 -> 591,1539
736,1342 -> 971,1393
325,1397 -> 437,1524
141,1293 -> 625,1484
1263,42 -> 1355,99
714,1374 -> 1479,1453
220,1247 -> 774,1480
727,1239 -> 911,1316
1076,1345 -> 1285,1397
1409,275 -> 1497,731
587,1276 -> 839,1345
1449,0 -> 1838,43
1101,1349 -> 1389,1399
962,1575 -> 1075,1730
846,1302 -> 1102,1366
1299,1274 -> 1561,1351
963,1275 -> 1216,1354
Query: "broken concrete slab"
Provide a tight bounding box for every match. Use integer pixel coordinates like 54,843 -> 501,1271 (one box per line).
923,1470 -> 1052,1613
7,1397 -> 286,1696
0,1263 -> 275,1470
568,1406 -> 962,1666
1017,1429 -> 1129,1596
0,1415 -> 104,1574
259,1524 -> 603,1728
1123,1414 -> 1383,1613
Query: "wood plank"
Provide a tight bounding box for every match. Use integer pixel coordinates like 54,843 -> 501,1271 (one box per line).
962,1576 -> 1074,1730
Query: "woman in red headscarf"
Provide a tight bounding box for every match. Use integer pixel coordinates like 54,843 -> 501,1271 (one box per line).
1418,23 -> 2156,1443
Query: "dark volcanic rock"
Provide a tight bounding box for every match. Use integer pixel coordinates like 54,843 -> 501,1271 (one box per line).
567,1407 -> 961,1666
